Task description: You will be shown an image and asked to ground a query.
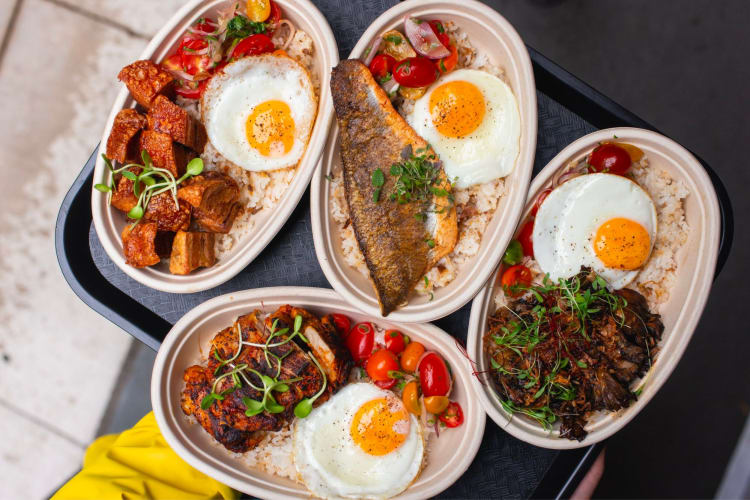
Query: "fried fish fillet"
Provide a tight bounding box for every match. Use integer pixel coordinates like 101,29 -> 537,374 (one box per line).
330,60 -> 457,315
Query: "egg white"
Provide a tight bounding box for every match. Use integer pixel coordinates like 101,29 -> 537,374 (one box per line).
532,173 -> 657,289
293,383 -> 424,499
406,69 -> 520,189
201,54 -> 316,172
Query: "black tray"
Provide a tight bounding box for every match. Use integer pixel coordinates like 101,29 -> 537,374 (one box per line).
54,5 -> 733,498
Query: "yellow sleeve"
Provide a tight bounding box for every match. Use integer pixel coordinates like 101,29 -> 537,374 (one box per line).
52,412 -> 238,500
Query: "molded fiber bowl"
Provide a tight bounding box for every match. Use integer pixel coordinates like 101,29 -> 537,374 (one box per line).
466,128 -> 721,449
311,0 -> 537,322
151,287 -> 485,499
91,0 -> 338,293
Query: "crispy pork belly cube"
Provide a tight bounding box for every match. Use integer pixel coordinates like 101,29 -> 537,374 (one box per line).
118,60 -> 175,109
121,222 -> 160,268
143,191 -> 191,232
147,95 -> 207,153
106,109 -> 147,164
169,231 -> 216,275
177,172 -> 241,233
110,166 -> 141,213
140,130 -> 195,177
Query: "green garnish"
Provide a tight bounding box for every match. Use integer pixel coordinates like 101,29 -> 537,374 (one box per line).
371,167 -> 385,202
434,21 -> 445,34
325,174 -> 333,181
502,240 -> 523,265
97,152 -> 203,221
423,276 -> 429,287
226,15 -> 266,39
384,34 -> 403,45
576,360 -> 588,368
425,238 -> 435,248
379,73 -> 392,85
439,59 -> 447,73
294,353 -> 327,418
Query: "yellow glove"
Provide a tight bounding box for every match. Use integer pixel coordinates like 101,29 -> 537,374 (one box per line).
52,412 -> 238,500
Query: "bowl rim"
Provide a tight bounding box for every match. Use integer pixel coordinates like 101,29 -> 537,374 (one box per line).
151,286 -> 486,499
90,0 -> 339,293
465,127 -> 721,449
310,0 -> 537,323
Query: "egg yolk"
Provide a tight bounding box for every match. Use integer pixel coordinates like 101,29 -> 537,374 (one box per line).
429,80 -> 485,138
350,397 -> 409,456
245,100 -> 295,157
593,217 -> 651,270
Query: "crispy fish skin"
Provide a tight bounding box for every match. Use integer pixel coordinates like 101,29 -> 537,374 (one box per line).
330,60 -> 457,315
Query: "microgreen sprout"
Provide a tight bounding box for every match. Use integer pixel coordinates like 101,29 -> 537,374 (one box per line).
242,369 -> 302,416
294,353 -> 327,418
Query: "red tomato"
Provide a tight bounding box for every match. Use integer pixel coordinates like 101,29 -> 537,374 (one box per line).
231,34 -> 275,59
439,402 -> 464,428
435,43 -> 458,74
374,378 -> 397,389
179,37 -> 212,77
384,330 -> 407,355
501,265 -> 532,296
369,53 -> 396,79
195,17 -> 217,33
517,218 -> 534,258
347,322 -> 374,363
418,352 -> 451,397
268,1 -> 282,26
428,20 -> 450,49
589,143 -> 631,175
331,314 -> 350,335
531,188 -> 551,217
366,350 -> 399,381
175,79 -> 208,99
162,53 -> 183,73
393,57 -> 438,88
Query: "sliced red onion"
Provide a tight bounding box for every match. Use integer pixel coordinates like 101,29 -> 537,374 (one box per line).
362,37 -> 383,66
403,16 -> 450,59
165,67 -> 195,82
381,77 -> 399,96
187,26 -> 217,37
551,168 -> 582,188
275,19 -> 297,51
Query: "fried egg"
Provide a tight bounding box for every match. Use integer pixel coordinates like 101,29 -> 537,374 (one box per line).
201,53 -> 316,172
406,69 -> 520,189
293,383 -> 424,499
532,173 -> 657,289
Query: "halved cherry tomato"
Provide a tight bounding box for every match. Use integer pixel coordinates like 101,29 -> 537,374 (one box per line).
231,34 -> 275,59
400,341 -> 425,373
517,217 -> 534,258
531,188 -> 552,217
366,350 -> 399,381
195,17 -> 217,33
501,265 -> 532,296
588,143 -> 631,175
435,43 -> 458,74
439,401 -> 464,428
393,57 -> 438,88
369,53 -> 397,79
384,330 -> 407,355
175,79 -> 208,99
268,0 -> 282,26
428,20 -> 450,49
603,141 -> 644,163
424,395 -> 450,414
246,0 -> 271,22
346,322 -> 374,364
162,53 -> 183,73
179,37 -> 212,77
331,313 -> 350,335
418,352 -> 451,397
374,378 -> 396,389
402,381 -> 421,415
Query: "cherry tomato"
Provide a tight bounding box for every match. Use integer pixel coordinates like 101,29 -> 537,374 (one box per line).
400,341 -> 425,373
195,17 -> 217,33
418,352 -> 451,397
402,381 -> 421,415
531,188 -> 552,217
428,20 -> 450,49
346,322 -> 374,363
268,0 -> 282,26
384,330 -> 407,355
179,37 -> 212,77
175,79 -> 208,99
231,34 -> 275,59
246,0 -> 271,22
501,265 -> 532,296
393,57 -> 438,88
439,402 -> 464,428
331,314 -> 350,335
424,395 -> 450,414
162,54 -> 183,73
366,350 -> 399,381
369,53 -> 397,79
517,218 -> 534,258
435,43 -> 458,74
588,143 -> 631,175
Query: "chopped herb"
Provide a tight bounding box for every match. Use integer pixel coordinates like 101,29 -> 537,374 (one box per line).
576,360 -> 588,368
226,15 -> 266,39
439,59 -> 447,73
363,47 -> 371,58
434,21 -> 445,33
385,34 -> 403,45
371,168 -> 385,187
425,238 -> 435,248
379,73 -> 392,84
429,292 -> 434,301
325,174 -> 333,181
424,276 -> 429,286
502,240 -> 523,265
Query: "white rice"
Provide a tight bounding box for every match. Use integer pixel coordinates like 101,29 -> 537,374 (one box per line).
493,154 -> 689,312
176,29 -> 318,258
329,22 -> 511,297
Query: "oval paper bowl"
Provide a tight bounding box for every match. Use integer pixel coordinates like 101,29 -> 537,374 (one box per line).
466,127 -> 721,449
310,0 -> 537,322
91,0 -> 338,293
152,286 -> 485,499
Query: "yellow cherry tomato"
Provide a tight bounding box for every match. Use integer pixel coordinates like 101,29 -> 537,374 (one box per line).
247,0 -> 271,22
424,395 -> 450,414
402,381 -> 421,415
400,341 -> 425,373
